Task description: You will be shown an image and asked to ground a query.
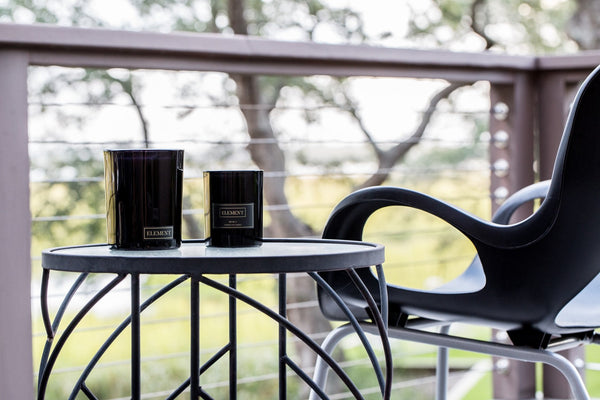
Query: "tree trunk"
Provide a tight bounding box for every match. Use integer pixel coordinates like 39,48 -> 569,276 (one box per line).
226,0 -> 334,378
568,0 -> 600,49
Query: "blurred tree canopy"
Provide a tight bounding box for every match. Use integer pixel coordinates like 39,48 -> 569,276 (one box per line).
10,0 -> 594,377
407,0 -> 577,52
10,0 -> 591,241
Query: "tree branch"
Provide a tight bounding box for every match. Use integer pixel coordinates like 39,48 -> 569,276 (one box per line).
342,93 -> 385,159
125,88 -> 150,148
355,82 -> 466,190
227,0 -> 248,34
470,0 -> 496,50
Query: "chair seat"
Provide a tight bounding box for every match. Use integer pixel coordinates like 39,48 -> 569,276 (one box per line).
427,257 -> 485,294
556,271 -> 600,328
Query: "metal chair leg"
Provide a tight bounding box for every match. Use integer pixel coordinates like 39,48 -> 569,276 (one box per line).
435,325 -> 451,400
387,325 -> 590,400
309,324 -> 356,400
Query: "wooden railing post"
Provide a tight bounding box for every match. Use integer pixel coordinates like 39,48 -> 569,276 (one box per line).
490,72 -> 536,400
0,49 -> 33,399
489,72 -> 536,213
537,70 -> 586,400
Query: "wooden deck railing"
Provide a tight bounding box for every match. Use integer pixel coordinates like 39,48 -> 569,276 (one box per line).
2,22 -> 600,398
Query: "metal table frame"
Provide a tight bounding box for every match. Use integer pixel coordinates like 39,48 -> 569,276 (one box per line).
37,238 -> 390,400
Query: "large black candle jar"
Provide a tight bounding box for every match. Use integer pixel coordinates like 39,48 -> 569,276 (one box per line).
104,149 -> 184,249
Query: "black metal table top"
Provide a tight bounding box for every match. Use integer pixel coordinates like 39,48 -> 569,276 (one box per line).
42,238 -> 384,275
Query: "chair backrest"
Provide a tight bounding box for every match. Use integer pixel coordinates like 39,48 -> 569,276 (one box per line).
490,64 -> 600,322
318,65 -> 600,334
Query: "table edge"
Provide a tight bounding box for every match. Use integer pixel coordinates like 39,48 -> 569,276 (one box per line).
41,238 -> 385,275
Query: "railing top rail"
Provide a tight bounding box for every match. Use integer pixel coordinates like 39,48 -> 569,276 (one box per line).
2,22 -> 600,81
537,52 -> 600,73
0,22 -> 544,82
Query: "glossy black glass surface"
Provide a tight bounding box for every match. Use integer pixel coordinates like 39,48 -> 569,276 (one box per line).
104,149 -> 184,249
204,170 -> 263,247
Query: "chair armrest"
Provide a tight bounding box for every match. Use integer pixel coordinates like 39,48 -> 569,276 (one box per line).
323,183 -> 554,249
492,180 -> 550,225
445,180 -> 551,293
324,186 -> 489,243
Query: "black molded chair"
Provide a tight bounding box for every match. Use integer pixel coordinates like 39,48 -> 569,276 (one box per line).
314,65 -> 600,400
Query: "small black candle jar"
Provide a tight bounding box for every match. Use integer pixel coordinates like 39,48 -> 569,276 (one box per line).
104,149 -> 184,249
203,170 -> 263,247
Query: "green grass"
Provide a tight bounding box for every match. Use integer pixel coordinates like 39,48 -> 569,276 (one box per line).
33,172 -> 497,398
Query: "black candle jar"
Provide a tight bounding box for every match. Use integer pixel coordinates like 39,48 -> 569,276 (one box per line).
203,170 -> 263,247
104,149 -> 184,249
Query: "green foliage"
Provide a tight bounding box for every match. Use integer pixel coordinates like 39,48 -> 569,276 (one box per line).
31,148 -> 106,252
408,0 -> 577,53
33,172 -> 491,398
19,1 -> 594,398
0,0 -> 59,23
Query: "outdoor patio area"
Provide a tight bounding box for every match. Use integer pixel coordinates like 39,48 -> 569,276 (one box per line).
2,20 -> 600,399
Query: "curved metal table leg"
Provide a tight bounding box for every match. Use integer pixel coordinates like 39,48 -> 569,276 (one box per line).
37,273 -> 126,400
39,260 -> 388,399
346,268 -> 392,399
190,275 -> 200,399
309,264 -> 392,400
197,274 -> 369,400
131,273 -> 141,399
66,275 -> 189,400
38,269 -> 88,392
310,272 -> 387,394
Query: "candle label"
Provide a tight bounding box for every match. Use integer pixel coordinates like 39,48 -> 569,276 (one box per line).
144,226 -> 174,240
213,203 -> 255,229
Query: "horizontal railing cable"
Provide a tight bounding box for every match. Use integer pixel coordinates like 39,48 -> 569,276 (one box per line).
28,99 -> 490,117
30,193 -> 489,222
32,299 -> 324,339
320,358 -> 495,400
93,351 -> 494,400
29,168 -> 492,185
29,135 -> 490,146
30,169 -> 492,183
28,75 -> 491,398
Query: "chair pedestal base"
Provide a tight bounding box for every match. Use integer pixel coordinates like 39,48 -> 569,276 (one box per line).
311,322 -> 590,400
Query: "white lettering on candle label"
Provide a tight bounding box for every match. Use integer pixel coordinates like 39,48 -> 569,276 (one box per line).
213,203 -> 254,228
144,226 -> 174,240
